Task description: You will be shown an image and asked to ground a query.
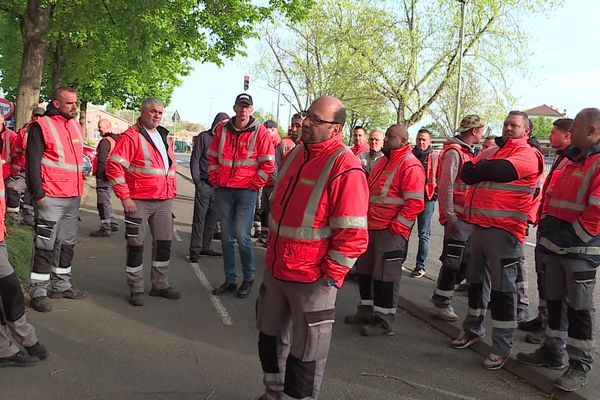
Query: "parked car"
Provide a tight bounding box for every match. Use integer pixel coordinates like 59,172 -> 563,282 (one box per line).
82,144 -> 97,176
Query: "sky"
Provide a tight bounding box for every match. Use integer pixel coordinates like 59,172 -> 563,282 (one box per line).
169,0 -> 599,134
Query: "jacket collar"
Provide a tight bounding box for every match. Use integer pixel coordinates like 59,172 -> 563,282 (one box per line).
445,135 -> 475,154
303,135 -> 343,155
388,144 -> 413,160
226,116 -> 260,134
567,140 -> 600,162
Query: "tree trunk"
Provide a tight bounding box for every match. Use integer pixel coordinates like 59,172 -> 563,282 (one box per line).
51,37 -> 66,90
79,100 -> 88,140
15,0 -> 52,129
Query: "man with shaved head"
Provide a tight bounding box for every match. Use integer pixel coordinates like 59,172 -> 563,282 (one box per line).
256,96 -> 369,400
90,119 -> 120,237
346,123 -> 425,336
517,108 -> 600,392
357,129 -> 384,174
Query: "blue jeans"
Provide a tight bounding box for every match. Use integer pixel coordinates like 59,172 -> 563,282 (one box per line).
415,200 -> 435,270
214,187 -> 257,284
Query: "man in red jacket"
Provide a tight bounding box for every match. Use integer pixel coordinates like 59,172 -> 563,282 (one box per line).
106,97 -> 179,307
256,96 -> 369,400
345,123 -> 425,336
0,109 -> 23,226
26,87 -> 86,313
351,126 -> 368,155
208,93 -> 275,299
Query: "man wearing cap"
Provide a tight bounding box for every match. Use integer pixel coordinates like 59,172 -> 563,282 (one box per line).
410,128 -> 439,278
208,93 -> 275,299
187,112 -> 229,263
357,130 -> 384,175
431,115 -> 485,321
451,111 -> 544,370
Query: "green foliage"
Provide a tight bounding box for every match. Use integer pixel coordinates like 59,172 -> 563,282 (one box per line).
0,0 -> 314,110
5,225 -> 34,285
531,116 -> 554,138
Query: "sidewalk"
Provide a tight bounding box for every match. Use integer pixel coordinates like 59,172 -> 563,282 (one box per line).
176,165 -> 599,400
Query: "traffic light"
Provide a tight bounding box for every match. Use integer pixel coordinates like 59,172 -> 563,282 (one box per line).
243,75 -> 250,91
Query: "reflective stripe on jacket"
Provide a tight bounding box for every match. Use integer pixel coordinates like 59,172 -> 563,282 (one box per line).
207,119 -> 275,190
266,136 -> 369,288
367,145 -> 425,239
464,136 -> 544,243
106,123 -> 176,200
92,136 -> 117,176
538,146 -> 600,261
35,115 -> 84,197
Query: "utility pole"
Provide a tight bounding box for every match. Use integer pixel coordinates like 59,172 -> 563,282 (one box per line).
454,0 -> 467,131
276,69 -> 282,127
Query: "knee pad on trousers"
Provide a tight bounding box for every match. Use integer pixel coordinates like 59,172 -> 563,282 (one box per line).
127,245 -> 144,267
59,243 -> 75,268
357,274 -> 372,300
35,219 -> 56,250
468,283 -> 484,310
155,240 -> 171,262
567,306 -> 593,340
0,272 -> 25,322
441,239 -> 467,272
373,280 -> 394,309
124,217 -> 142,239
258,332 -> 280,374
546,300 -> 564,330
490,290 -> 516,321
285,354 -> 316,399
32,248 -> 54,274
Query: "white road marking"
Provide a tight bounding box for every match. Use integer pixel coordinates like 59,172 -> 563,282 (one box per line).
525,242 -> 536,247
190,262 -> 234,326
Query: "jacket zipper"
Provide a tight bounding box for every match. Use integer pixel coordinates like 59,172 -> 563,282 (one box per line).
65,122 -> 81,195
225,133 -> 239,186
271,146 -> 310,273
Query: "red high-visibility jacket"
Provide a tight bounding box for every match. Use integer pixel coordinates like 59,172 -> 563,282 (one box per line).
0,171 -> 6,241
35,115 -> 84,197
207,118 -> 275,190
92,136 -> 117,176
266,132 -> 282,186
437,139 -> 475,225
282,137 -> 296,156
464,136 -> 544,243
106,122 -> 176,200
352,143 -> 369,156
424,150 -> 440,200
539,149 -> 572,220
266,136 -> 369,288
538,143 -> 600,263
367,145 -> 425,239
1,126 -> 23,178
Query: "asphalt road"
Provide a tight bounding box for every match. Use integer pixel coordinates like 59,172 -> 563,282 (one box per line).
1,173 -> 549,399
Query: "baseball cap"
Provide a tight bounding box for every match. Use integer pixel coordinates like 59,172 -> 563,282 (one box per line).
456,115 -> 484,133
235,93 -> 253,106
264,120 -> 277,129
32,107 -> 45,116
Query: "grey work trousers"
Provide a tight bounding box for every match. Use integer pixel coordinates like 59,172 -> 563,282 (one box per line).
124,199 -> 173,293
96,179 -> 117,230
543,254 -> 596,371
354,229 -> 407,328
516,248 -> 529,313
189,181 -> 218,258
257,269 -> 337,400
433,219 -> 473,308
30,196 -> 80,298
5,173 -> 34,220
463,226 -> 522,358
0,242 -> 38,358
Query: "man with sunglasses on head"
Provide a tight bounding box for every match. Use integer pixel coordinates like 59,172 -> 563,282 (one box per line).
256,96 -> 368,400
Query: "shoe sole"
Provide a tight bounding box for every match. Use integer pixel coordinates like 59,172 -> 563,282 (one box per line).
554,381 -> 587,392
149,292 -> 180,299
451,335 -> 484,349
484,356 -> 510,370
516,358 -> 565,370
48,292 -> 87,300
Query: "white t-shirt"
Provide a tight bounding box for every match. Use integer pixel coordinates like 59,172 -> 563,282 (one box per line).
146,128 -> 169,174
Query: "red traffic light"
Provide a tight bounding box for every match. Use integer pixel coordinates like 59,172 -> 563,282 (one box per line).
244,75 -> 250,91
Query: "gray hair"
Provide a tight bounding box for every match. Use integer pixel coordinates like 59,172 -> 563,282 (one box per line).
141,97 -> 163,110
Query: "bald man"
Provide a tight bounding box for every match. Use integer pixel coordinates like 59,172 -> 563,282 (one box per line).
256,96 -> 369,400
90,119 -> 120,237
357,130 -> 384,174
346,123 -> 425,336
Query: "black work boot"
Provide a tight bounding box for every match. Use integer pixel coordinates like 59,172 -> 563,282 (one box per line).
236,280 -> 253,298
90,228 -> 111,237
212,282 -> 237,296
516,346 -> 565,369
30,296 -> 52,313
25,342 -> 49,360
0,351 -> 39,367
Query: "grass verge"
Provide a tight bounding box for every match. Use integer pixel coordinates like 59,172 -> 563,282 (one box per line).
5,224 -> 34,285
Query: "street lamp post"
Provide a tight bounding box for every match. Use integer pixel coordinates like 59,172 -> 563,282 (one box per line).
276,69 -> 282,127
454,0 -> 466,131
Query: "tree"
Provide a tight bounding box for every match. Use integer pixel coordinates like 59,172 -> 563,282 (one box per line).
530,116 -> 554,138
0,0 -> 313,129
254,0 -> 562,129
